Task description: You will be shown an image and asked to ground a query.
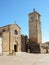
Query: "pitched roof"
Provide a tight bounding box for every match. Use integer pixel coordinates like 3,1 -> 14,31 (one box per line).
0,24 -> 21,29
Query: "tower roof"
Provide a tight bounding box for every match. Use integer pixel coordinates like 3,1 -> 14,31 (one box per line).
29,9 -> 41,16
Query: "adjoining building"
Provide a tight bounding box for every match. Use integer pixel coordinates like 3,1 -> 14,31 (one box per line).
0,24 -> 21,55
21,35 -> 28,52
41,42 -> 49,53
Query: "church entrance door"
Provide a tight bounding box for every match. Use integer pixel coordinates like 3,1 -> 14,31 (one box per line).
14,44 -> 17,52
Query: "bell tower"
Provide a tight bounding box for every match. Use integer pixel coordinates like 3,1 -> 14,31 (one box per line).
29,9 -> 42,44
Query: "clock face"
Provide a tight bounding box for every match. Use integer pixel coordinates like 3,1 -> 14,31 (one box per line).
31,15 -> 35,19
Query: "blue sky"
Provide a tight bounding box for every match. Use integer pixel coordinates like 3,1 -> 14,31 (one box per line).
0,0 -> 49,43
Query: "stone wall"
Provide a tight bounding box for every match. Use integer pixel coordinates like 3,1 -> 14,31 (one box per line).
2,32 -> 9,55
21,35 -> 26,52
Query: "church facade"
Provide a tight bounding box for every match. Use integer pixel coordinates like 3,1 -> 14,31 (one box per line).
0,24 -> 21,55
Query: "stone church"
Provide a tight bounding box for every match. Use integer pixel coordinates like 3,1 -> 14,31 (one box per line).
0,24 -> 21,55
0,10 -> 42,55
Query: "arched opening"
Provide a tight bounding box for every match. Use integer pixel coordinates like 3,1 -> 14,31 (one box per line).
14,41 -> 18,52
14,30 -> 18,35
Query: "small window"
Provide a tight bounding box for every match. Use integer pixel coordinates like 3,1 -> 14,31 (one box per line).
14,30 -> 18,35
3,29 -> 8,32
3,29 -> 6,32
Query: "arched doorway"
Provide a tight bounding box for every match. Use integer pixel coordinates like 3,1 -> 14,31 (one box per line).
14,41 -> 18,52
14,44 -> 17,52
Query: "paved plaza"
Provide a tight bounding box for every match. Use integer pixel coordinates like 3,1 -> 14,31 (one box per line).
0,52 -> 49,65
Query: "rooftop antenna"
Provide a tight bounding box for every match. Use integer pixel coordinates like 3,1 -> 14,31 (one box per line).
33,8 -> 35,12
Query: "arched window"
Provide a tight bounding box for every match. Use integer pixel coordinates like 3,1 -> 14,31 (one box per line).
14,30 -> 18,35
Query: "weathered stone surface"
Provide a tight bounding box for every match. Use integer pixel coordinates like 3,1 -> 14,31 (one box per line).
29,11 -> 42,44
